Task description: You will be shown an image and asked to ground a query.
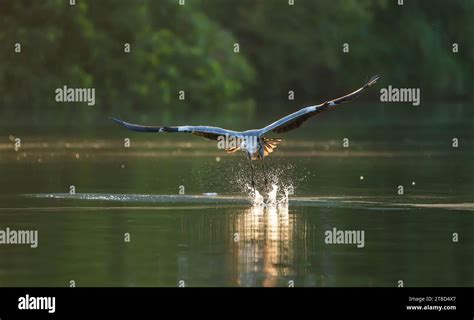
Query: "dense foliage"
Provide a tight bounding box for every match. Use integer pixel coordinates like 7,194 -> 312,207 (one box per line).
0,0 -> 472,125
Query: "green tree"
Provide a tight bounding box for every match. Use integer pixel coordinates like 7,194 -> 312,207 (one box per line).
0,0 -> 255,125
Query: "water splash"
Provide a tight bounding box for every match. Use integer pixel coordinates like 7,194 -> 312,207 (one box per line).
279,185 -> 293,206
246,183 -> 293,207
246,185 -> 264,206
267,184 -> 278,204
220,159 -> 299,207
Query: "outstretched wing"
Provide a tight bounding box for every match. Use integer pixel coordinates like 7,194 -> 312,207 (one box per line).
111,117 -> 240,141
261,75 -> 379,135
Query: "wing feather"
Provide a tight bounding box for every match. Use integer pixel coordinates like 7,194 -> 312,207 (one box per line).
111,117 -> 241,141
261,75 -> 379,135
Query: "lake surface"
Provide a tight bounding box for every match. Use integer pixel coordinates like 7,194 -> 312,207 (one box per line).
0,102 -> 473,287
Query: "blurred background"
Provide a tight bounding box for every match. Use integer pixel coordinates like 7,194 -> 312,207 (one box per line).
0,0 -> 473,128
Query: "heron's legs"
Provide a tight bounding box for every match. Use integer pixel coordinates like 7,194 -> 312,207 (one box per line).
247,154 -> 255,192
261,157 -> 269,189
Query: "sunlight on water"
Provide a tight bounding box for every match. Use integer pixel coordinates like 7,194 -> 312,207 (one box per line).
234,202 -> 295,286
245,183 -> 293,207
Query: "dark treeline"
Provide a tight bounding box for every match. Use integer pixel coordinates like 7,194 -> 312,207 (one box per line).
0,0 -> 472,125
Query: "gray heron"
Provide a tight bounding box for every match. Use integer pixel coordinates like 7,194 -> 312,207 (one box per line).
112,75 -> 379,191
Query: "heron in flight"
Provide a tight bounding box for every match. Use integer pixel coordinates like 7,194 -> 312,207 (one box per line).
112,75 -> 379,191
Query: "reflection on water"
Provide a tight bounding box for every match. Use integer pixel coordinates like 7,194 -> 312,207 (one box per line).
1,199 -> 473,287
234,204 -> 298,287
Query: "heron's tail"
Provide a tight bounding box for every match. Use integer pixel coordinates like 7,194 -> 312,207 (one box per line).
262,138 -> 282,157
